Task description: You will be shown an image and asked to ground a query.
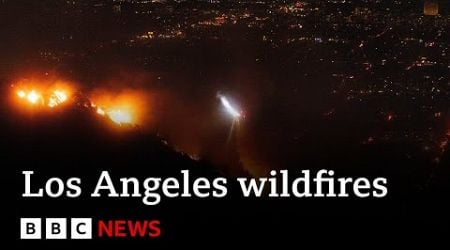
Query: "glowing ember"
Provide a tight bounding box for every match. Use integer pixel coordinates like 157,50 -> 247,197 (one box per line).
27,90 -> 41,104
387,114 -> 393,121
96,107 -> 106,116
48,90 -> 68,108
440,139 -> 448,151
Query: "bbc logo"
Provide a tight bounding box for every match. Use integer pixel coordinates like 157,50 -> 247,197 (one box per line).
20,218 -> 92,239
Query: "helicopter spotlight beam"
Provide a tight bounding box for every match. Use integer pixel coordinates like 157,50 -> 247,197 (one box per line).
218,94 -> 241,120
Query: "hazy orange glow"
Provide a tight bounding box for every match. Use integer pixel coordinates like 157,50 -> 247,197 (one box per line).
91,101 -> 135,125
92,102 -> 135,125
107,109 -> 133,125
89,89 -> 150,126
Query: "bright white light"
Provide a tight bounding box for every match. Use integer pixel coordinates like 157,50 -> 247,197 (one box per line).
17,90 -> 26,98
108,109 -> 132,125
27,90 -> 40,104
218,95 -> 241,119
48,90 -> 68,108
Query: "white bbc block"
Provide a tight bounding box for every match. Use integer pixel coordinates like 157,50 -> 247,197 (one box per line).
71,218 -> 92,239
46,218 -> 67,239
20,218 -> 41,239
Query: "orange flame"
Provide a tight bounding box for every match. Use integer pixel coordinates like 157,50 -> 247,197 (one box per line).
89,89 -> 150,127
26,90 -> 42,104
13,79 -> 73,108
107,109 -> 133,125
48,90 -> 69,108
11,78 -> 151,128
